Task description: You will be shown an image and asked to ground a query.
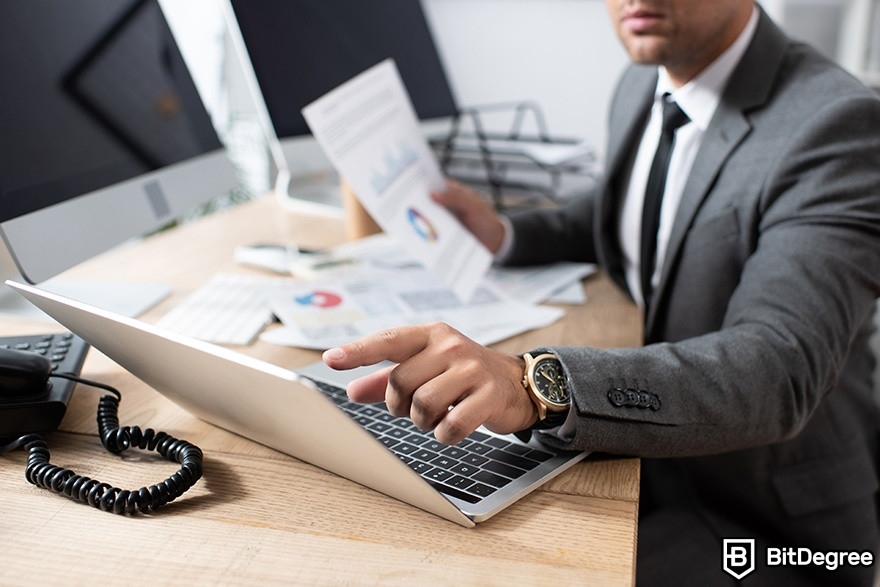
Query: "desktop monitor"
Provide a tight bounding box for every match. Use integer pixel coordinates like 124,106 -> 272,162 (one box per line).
0,0 -> 240,317
223,0 -> 459,213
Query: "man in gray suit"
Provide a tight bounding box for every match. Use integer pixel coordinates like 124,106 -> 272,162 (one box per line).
324,0 -> 880,583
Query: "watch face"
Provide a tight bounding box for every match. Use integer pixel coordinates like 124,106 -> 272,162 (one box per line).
533,357 -> 569,406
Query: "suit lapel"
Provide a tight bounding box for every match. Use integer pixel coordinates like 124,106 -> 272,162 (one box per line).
645,109 -> 751,327
645,10 -> 791,331
597,67 -> 656,292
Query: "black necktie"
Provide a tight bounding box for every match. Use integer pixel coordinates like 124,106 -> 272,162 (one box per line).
640,95 -> 690,310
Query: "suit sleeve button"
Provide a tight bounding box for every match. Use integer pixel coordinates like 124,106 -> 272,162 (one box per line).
608,388 -> 626,407
649,393 -> 661,411
624,389 -> 641,407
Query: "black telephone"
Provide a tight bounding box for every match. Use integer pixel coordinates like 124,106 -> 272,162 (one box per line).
0,333 -> 203,514
0,346 -> 53,394
0,333 -> 87,441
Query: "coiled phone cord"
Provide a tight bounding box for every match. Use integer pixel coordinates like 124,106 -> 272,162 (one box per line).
3,372 -> 203,514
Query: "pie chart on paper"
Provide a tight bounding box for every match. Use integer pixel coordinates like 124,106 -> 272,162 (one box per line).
294,290 -> 343,309
406,207 -> 439,243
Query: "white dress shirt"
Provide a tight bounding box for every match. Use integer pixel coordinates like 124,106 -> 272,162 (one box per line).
618,8 -> 759,307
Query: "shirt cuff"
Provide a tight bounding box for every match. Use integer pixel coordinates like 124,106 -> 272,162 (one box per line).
493,215 -> 515,264
537,403 -> 577,443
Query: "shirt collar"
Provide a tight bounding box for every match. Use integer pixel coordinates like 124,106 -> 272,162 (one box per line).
656,7 -> 759,131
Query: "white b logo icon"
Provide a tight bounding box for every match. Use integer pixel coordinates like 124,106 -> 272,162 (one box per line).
723,538 -> 756,579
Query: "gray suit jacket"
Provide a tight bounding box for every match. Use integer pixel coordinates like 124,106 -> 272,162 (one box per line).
507,9 -> 880,581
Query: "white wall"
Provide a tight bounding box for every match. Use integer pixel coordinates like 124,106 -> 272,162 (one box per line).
423,0 -> 628,154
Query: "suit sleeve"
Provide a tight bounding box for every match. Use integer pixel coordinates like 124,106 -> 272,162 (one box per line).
501,189 -> 601,267
536,92 -> 880,458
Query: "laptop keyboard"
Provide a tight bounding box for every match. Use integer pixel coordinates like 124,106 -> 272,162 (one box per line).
308,379 -> 554,504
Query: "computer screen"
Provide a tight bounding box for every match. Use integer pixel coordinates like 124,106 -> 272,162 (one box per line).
0,0 -> 239,315
224,0 -> 458,210
228,0 -> 457,140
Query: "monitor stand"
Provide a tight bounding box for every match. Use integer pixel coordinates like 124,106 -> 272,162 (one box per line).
274,169 -> 344,218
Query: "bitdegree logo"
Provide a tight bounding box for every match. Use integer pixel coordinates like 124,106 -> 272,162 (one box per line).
767,547 -> 874,572
723,539 -> 875,579
723,539 -> 755,580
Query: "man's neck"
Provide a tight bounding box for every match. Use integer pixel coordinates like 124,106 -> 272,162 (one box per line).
665,4 -> 757,87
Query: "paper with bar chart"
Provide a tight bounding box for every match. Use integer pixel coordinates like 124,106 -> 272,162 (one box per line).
301,59 -> 492,301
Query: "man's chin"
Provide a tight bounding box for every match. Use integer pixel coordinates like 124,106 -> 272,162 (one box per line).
618,35 -> 671,66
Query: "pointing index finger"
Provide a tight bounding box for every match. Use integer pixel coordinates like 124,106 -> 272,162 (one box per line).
322,325 -> 431,370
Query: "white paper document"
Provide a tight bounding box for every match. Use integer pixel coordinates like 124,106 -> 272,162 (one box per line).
301,59 -> 492,301
259,235 -> 565,350
486,262 -> 596,305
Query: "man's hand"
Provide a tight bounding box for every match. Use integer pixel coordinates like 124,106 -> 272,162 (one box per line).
432,180 -> 506,254
322,322 -> 537,445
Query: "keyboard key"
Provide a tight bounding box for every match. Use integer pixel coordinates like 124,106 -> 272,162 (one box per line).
441,446 -> 468,459
379,437 -> 400,449
487,449 -> 541,472
394,443 -> 420,456
466,442 -> 493,456
526,449 -> 555,462
473,470 -> 513,488
387,427 -> 410,439
408,461 -> 432,474
449,475 -> 475,490
460,453 -> 489,467
505,443 -> 532,456
426,468 -> 453,483
367,422 -> 392,434
404,433 -> 430,446
468,430 -> 491,442
430,456 -> 457,470
450,463 -> 480,477
485,437 -> 511,449
412,449 -> 439,462
426,481 -> 481,504
423,440 -> 446,452
482,460 -> 526,480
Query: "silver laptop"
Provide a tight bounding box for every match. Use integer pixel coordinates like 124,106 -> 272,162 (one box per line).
8,280 -> 588,527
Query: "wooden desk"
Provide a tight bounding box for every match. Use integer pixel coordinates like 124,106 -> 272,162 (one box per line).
0,195 -> 642,586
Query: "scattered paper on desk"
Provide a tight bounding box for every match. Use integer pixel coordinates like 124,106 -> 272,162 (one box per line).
546,280 -> 588,304
261,302 -> 562,350
259,235 -> 564,350
301,59 -> 492,301
486,262 -> 596,305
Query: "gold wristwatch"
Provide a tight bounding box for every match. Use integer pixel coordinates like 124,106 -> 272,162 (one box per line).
522,352 -> 570,427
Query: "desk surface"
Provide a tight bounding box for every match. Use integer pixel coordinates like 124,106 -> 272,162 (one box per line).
0,195 -> 642,586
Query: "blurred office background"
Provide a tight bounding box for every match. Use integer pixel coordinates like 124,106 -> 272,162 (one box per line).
158,0 -> 880,201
